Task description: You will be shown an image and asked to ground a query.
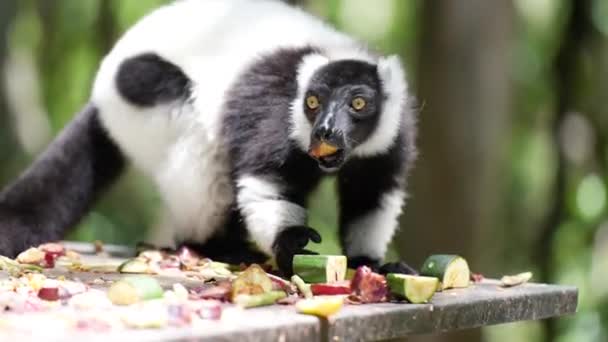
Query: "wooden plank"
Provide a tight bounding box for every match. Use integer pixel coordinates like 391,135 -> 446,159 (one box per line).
0,244 -> 578,342
326,281 -> 578,341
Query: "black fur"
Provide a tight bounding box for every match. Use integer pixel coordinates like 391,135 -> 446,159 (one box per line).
337,130 -> 417,273
378,261 -> 418,275
222,47 -> 326,207
305,60 -> 384,170
306,60 -> 383,140
349,256 -> 418,275
0,44 -> 417,276
0,105 -> 125,257
338,133 -> 407,238
179,206 -> 268,265
222,48 -> 417,275
222,47 -> 327,271
272,226 -> 321,276
116,53 -> 191,107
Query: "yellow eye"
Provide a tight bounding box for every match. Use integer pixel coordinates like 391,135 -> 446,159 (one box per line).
351,97 -> 366,110
306,95 -> 320,110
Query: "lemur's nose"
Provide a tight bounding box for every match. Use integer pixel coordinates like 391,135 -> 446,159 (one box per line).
313,126 -> 332,141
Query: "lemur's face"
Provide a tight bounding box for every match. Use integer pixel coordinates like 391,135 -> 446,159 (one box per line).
304,60 -> 383,171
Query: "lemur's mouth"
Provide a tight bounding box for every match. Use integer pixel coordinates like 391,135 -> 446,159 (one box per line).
308,141 -> 345,171
318,149 -> 345,170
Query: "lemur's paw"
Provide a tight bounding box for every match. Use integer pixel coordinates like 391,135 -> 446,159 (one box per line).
348,256 -> 381,270
347,256 -> 418,275
378,261 -> 418,275
272,226 -> 322,276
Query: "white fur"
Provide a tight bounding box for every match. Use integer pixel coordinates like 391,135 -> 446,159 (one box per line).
289,54 -> 410,157
90,0 -> 406,246
343,189 -> 405,260
354,55 -> 409,157
236,175 -> 307,254
289,53 -> 329,151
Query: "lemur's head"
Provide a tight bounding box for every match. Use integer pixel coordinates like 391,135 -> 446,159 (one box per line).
291,54 -> 408,172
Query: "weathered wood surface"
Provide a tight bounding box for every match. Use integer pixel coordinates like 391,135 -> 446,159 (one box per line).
0,242 -> 578,342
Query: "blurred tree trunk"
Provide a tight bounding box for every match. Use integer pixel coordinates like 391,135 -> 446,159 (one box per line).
397,1 -> 513,341
0,0 -> 19,182
537,1 -> 596,341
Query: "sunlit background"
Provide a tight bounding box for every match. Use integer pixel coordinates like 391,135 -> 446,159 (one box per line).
0,1 -> 607,341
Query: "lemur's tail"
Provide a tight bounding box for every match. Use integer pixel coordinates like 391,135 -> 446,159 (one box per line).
0,104 -> 125,257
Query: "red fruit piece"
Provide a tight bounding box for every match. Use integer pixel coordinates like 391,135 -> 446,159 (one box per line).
39,242 -> 65,257
471,273 -> 484,283
350,266 -> 388,303
42,252 -> 56,268
38,287 -> 59,301
267,273 -> 295,293
190,282 -> 232,301
311,282 -> 351,295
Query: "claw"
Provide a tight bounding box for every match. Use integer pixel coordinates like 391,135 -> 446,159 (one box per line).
378,261 -> 418,275
272,226 -> 322,277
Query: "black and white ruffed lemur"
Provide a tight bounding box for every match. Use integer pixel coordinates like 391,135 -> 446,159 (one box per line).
0,0 -> 418,276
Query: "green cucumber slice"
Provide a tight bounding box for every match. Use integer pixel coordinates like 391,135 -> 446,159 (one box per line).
292,255 -> 347,284
420,255 -> 470,290
387,274 -> 439,303
107,276 -> 164,305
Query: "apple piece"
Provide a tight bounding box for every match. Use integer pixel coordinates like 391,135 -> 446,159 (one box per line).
350,266 -> 388,303
38,287 -> 60,301
310,282 -> 351,296
16,248 -> 45,265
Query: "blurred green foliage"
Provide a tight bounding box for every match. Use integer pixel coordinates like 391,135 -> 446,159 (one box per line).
0,1 -> 607,341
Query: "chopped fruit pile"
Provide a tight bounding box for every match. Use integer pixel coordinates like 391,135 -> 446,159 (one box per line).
0,242 -> 533,332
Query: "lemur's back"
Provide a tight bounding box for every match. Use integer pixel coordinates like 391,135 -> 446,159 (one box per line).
87,0 -> 376,247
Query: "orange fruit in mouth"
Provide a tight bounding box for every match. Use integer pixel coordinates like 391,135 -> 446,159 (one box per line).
309,141 -> 339,158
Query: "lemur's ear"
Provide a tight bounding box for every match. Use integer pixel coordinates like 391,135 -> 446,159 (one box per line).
378,55 -> 408,97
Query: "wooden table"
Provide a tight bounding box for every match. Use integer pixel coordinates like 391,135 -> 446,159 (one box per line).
0,242 -> 578,342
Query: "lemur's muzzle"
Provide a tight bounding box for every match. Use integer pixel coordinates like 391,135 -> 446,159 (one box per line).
308,126 -> 346,171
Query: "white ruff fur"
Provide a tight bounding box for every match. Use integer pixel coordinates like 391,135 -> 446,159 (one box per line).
344,190 -> 405,260
90,0 -> 409,246
236,176 -> 307,254
289,55 -> 410,158
289,53 -> 329,151
354,56 -> 409,157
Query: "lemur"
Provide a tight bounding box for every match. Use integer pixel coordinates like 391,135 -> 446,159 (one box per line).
0,0 -> 417,276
